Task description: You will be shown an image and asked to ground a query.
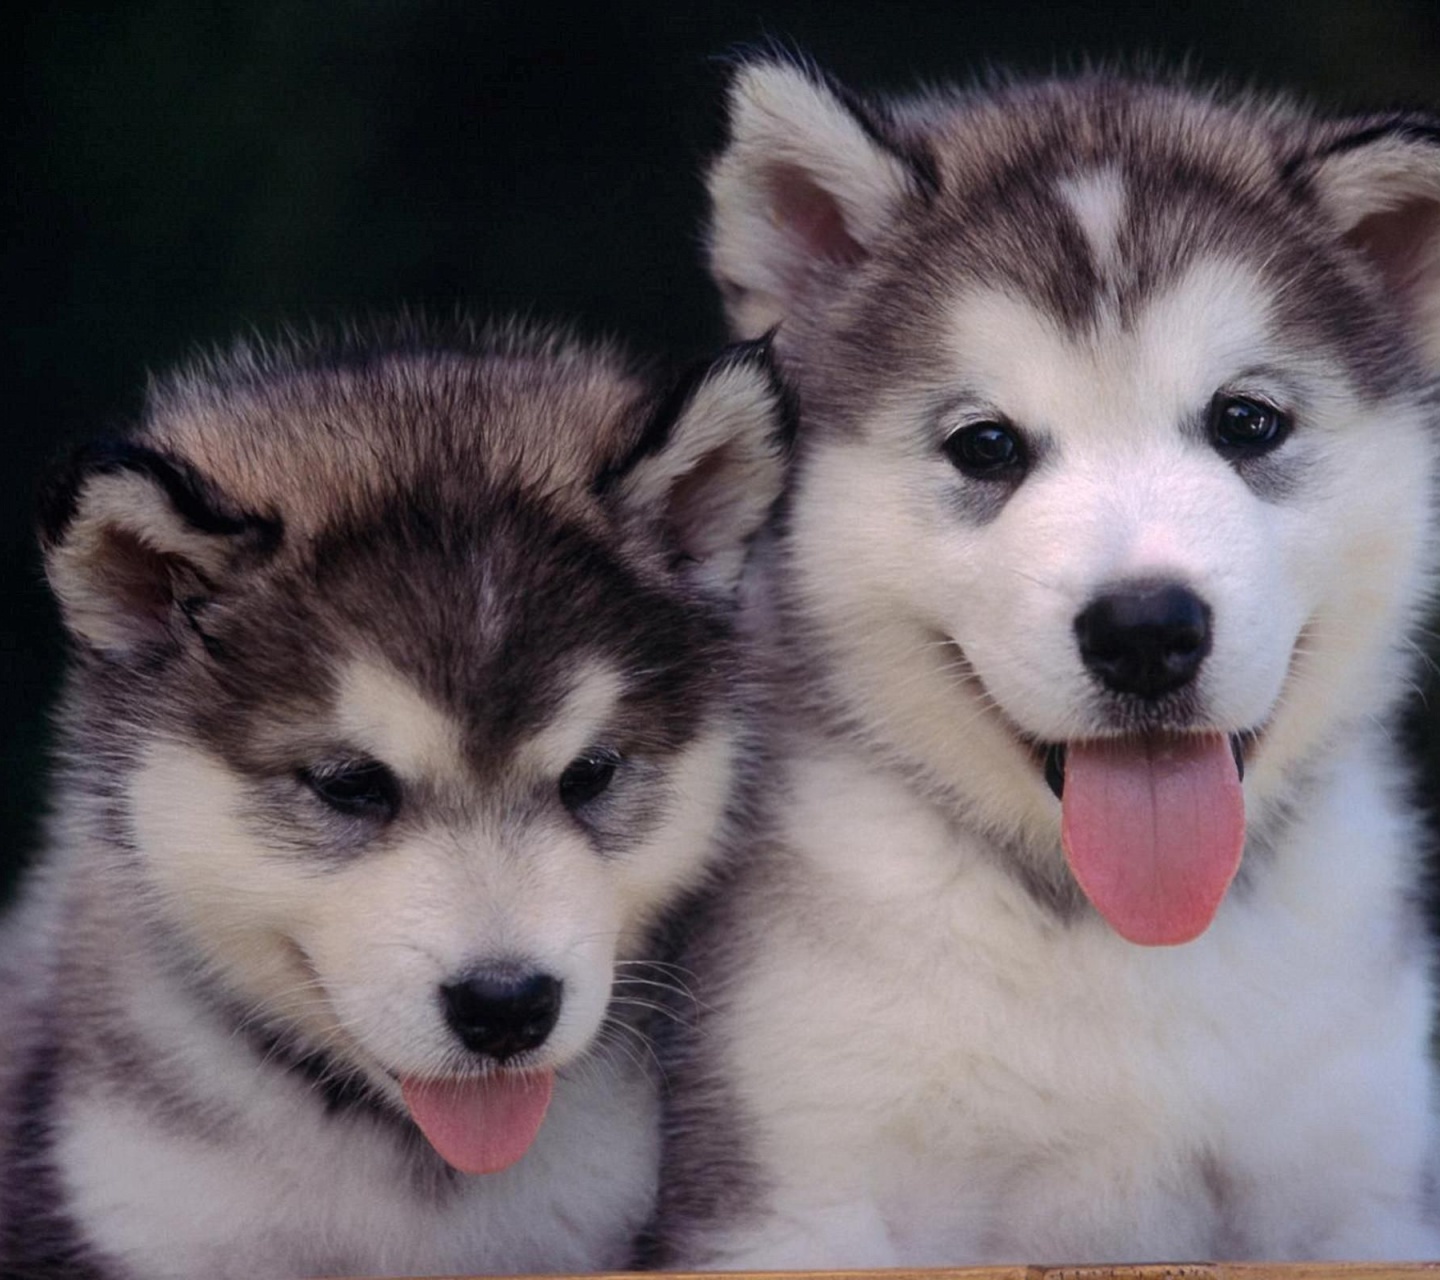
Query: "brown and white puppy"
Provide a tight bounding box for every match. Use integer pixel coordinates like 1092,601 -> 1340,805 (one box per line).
0,320 -> 787,1279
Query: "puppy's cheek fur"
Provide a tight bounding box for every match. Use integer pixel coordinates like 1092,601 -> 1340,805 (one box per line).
128,742 -> 333,1029
609,725 -> 742,950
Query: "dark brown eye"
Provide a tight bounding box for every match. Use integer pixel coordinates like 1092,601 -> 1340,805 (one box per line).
943,421 -> 1027,479
558,750 -> 619,812
301,760 -> 400,822
1209,394 -> 1290,455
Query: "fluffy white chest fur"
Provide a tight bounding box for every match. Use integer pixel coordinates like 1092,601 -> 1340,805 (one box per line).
56,1012 -> 658,1279
705,740 -> 1436,1266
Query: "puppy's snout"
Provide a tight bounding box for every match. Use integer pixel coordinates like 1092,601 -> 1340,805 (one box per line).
440,968 -> 563,1061
1074,581 -> 1211,699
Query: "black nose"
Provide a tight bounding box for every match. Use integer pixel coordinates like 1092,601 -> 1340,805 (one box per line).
1074,581 -> 1212,699
440,970 -> 563,1061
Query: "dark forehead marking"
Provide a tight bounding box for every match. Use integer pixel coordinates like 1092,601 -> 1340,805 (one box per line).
958,164 -> 1107,334
942,156 -> 1380,385
863,124 -> 1261,356
902,79 -> 1306,331
315,491 -> 730,779
178,470 -> 727,794
792,76 -> 1424,452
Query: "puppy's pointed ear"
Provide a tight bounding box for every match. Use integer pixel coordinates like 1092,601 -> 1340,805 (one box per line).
1291,114 -> 1440,372
39,442 -> 282,658
599,339 -> 792,596
707,56 -> 936,337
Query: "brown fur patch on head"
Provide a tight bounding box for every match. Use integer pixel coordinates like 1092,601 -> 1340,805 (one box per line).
144,320 -> 653,545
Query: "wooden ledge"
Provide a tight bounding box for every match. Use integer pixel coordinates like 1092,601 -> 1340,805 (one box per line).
333,1266 -> 1440,1280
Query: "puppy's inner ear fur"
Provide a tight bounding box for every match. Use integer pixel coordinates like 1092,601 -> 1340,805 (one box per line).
1348,198 -> 1440,369
613,349 -> 789,596
1304,122 -> 1440,372
43,449 -> 276,657
764,161 -> 869,268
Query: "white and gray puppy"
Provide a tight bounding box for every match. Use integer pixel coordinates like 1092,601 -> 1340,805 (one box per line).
0,320 -> 787,1279
652,57 -> 1440,1264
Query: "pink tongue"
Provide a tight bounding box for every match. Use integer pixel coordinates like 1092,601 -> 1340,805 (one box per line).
400,1070 -> 554,1174
1060,733 -> 1245,946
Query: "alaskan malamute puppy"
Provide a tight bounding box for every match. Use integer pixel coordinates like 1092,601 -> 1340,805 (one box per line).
653,57 -> 1440,1264
0,321 -> 787,1279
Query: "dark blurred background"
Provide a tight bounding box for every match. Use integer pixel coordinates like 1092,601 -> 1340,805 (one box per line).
5,0 -> 1440,908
